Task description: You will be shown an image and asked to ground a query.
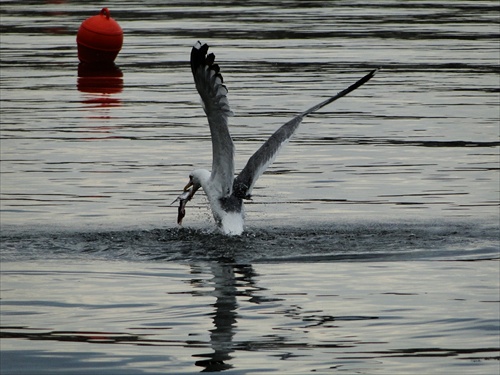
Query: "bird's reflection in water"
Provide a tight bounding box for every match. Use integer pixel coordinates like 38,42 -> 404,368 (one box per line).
191,262 -> 263,372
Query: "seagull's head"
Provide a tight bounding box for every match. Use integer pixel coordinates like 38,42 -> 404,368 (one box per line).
183,169 -> 210,199
174,169 -> 210,226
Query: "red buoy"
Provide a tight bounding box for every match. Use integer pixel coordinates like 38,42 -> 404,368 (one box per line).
77,8 -> 123,63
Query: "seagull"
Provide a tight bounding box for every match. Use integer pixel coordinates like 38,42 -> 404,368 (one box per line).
173,41 -> 377,235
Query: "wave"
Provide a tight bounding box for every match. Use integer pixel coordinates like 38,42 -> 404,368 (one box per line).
1,220 -> 498,263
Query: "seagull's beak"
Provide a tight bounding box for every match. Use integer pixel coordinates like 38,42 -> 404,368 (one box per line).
184,180 -> 201,200
183,180 -> 193,192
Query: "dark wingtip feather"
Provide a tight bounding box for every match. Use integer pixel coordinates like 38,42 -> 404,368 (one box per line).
190,42 -> 224,84
190,41 -> 206,76
206,53 -> 215,66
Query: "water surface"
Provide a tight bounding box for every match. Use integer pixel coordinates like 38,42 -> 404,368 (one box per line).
1,1 -> 499,374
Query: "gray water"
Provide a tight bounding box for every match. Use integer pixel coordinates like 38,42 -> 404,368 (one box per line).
1,1 -> 499,374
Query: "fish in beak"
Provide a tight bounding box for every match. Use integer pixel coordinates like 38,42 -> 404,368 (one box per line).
171,179 -> 201,225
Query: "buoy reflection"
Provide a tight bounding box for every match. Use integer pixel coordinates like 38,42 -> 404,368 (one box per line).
77,62 -> 123,116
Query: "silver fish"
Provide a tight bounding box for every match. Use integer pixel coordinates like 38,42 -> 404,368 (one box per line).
171,189 -> 193,225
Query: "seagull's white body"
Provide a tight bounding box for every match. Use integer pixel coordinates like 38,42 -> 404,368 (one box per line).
188,168 -> 244,235
176,41 -> 377,235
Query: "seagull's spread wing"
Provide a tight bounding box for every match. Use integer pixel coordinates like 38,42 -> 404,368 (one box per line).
191,41 -> 235,196
233,68 -> 378,199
